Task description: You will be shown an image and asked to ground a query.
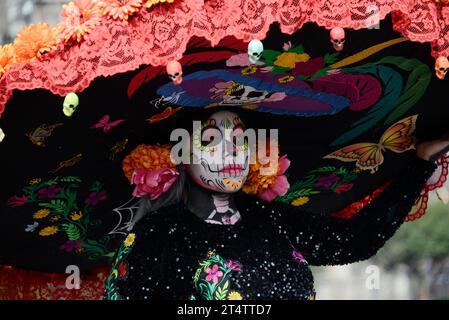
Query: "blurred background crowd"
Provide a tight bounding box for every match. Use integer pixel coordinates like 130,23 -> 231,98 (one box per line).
1,0 -> 448,300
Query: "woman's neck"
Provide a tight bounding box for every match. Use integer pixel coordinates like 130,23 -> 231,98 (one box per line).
184,179 -> 241,225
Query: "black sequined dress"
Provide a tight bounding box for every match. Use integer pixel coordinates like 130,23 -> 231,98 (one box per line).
104,155 -> 436,300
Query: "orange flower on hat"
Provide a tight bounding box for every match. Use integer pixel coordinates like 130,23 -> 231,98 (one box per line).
0,44 -> 16,77
99,0 -> 143,20
144,0 -> 175,9
60,0 -> 102,43
122,144 -> 176,181
13,23 -> 59,63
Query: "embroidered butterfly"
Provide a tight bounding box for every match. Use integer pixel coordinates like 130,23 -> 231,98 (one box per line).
324,115 -> 417,174
91,115 -> 125,133
26,123 -> 63,147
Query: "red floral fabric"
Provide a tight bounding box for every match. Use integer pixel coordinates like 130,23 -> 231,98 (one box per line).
0,265 -> 107,300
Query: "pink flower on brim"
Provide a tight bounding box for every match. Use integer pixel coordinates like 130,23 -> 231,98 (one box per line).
258,155 -> 290,202
131,168 -> 179,200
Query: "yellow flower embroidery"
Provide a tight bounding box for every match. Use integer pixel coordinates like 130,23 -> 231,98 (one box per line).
352,167 -> 362,174
39,226 -> 58,236
124,233 -> 136,247
291,196 -> 310,207
228,291 -> 243,300
33,209 -> 50,219
29,178 -> 42,185
278,75 -> 295,84
207,250 -> 216,257
224,82 -> 240,95
274,52 -> 310,69
70,211 -> 83,221
241,66 -> 257,75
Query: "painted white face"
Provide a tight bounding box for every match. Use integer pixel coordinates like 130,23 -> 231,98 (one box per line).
185,110 -> 250,193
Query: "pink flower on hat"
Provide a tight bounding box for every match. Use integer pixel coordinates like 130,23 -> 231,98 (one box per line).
258,155 -> 291,202
131,167 -> 179,199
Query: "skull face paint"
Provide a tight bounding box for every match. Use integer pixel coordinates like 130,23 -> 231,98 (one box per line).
248,39 -> 264,64
62,92 -> 79,117
330,27 -> 345,52
435,56 -> 449,80
185,110 -> 250,193
166,60 -> 183,85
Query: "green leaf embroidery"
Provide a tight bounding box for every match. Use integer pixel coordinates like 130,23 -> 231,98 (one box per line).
59,176 -> 82,183
61,223 -> 81,240
38,199 -> 66,213
215,280 -> 230,300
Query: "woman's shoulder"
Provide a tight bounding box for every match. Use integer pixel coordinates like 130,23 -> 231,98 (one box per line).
130,203 -> 181,236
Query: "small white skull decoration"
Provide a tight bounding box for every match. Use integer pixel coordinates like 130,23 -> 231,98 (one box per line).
248,39 -> 264,64
435,56 -> 449,80
166,60 -> 183,85
62,92 -> 79,117
330,27 -> 345,52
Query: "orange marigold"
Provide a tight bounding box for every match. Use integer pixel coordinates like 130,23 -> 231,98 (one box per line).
242,140 -> 280,195
0,44 -> 16,77
60,0 -> 103,43
243,158 -> 279,195
122,144 -> 176,181
13,23 -> 59,63
99,0 -> 143,20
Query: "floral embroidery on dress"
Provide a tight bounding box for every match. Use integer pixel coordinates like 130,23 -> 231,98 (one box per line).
104,233 -> 136,300
277,166 -> 357,206
7,176 -> 115,260
192,251 -> 243,300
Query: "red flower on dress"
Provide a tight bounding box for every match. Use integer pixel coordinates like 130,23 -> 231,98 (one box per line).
60,0 -> 103,43
118,262 -> 127,278
333,183 -> 354,194
98,0 -> 143,20
7,195 -> 29,207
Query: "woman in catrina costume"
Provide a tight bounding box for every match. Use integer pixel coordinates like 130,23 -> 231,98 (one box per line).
104,106 -> 449,300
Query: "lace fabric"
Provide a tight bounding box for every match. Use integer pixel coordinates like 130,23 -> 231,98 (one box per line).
0,0 -> 448,117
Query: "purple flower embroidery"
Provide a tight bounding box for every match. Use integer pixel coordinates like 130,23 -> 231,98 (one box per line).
292,250 -> 306,264
315,173 -> 341,188
205,264 -> 223,283
37,185 -> 61,199
84,190 -> 108,206
60,240 -> 82,253
226,260 -> 241,271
